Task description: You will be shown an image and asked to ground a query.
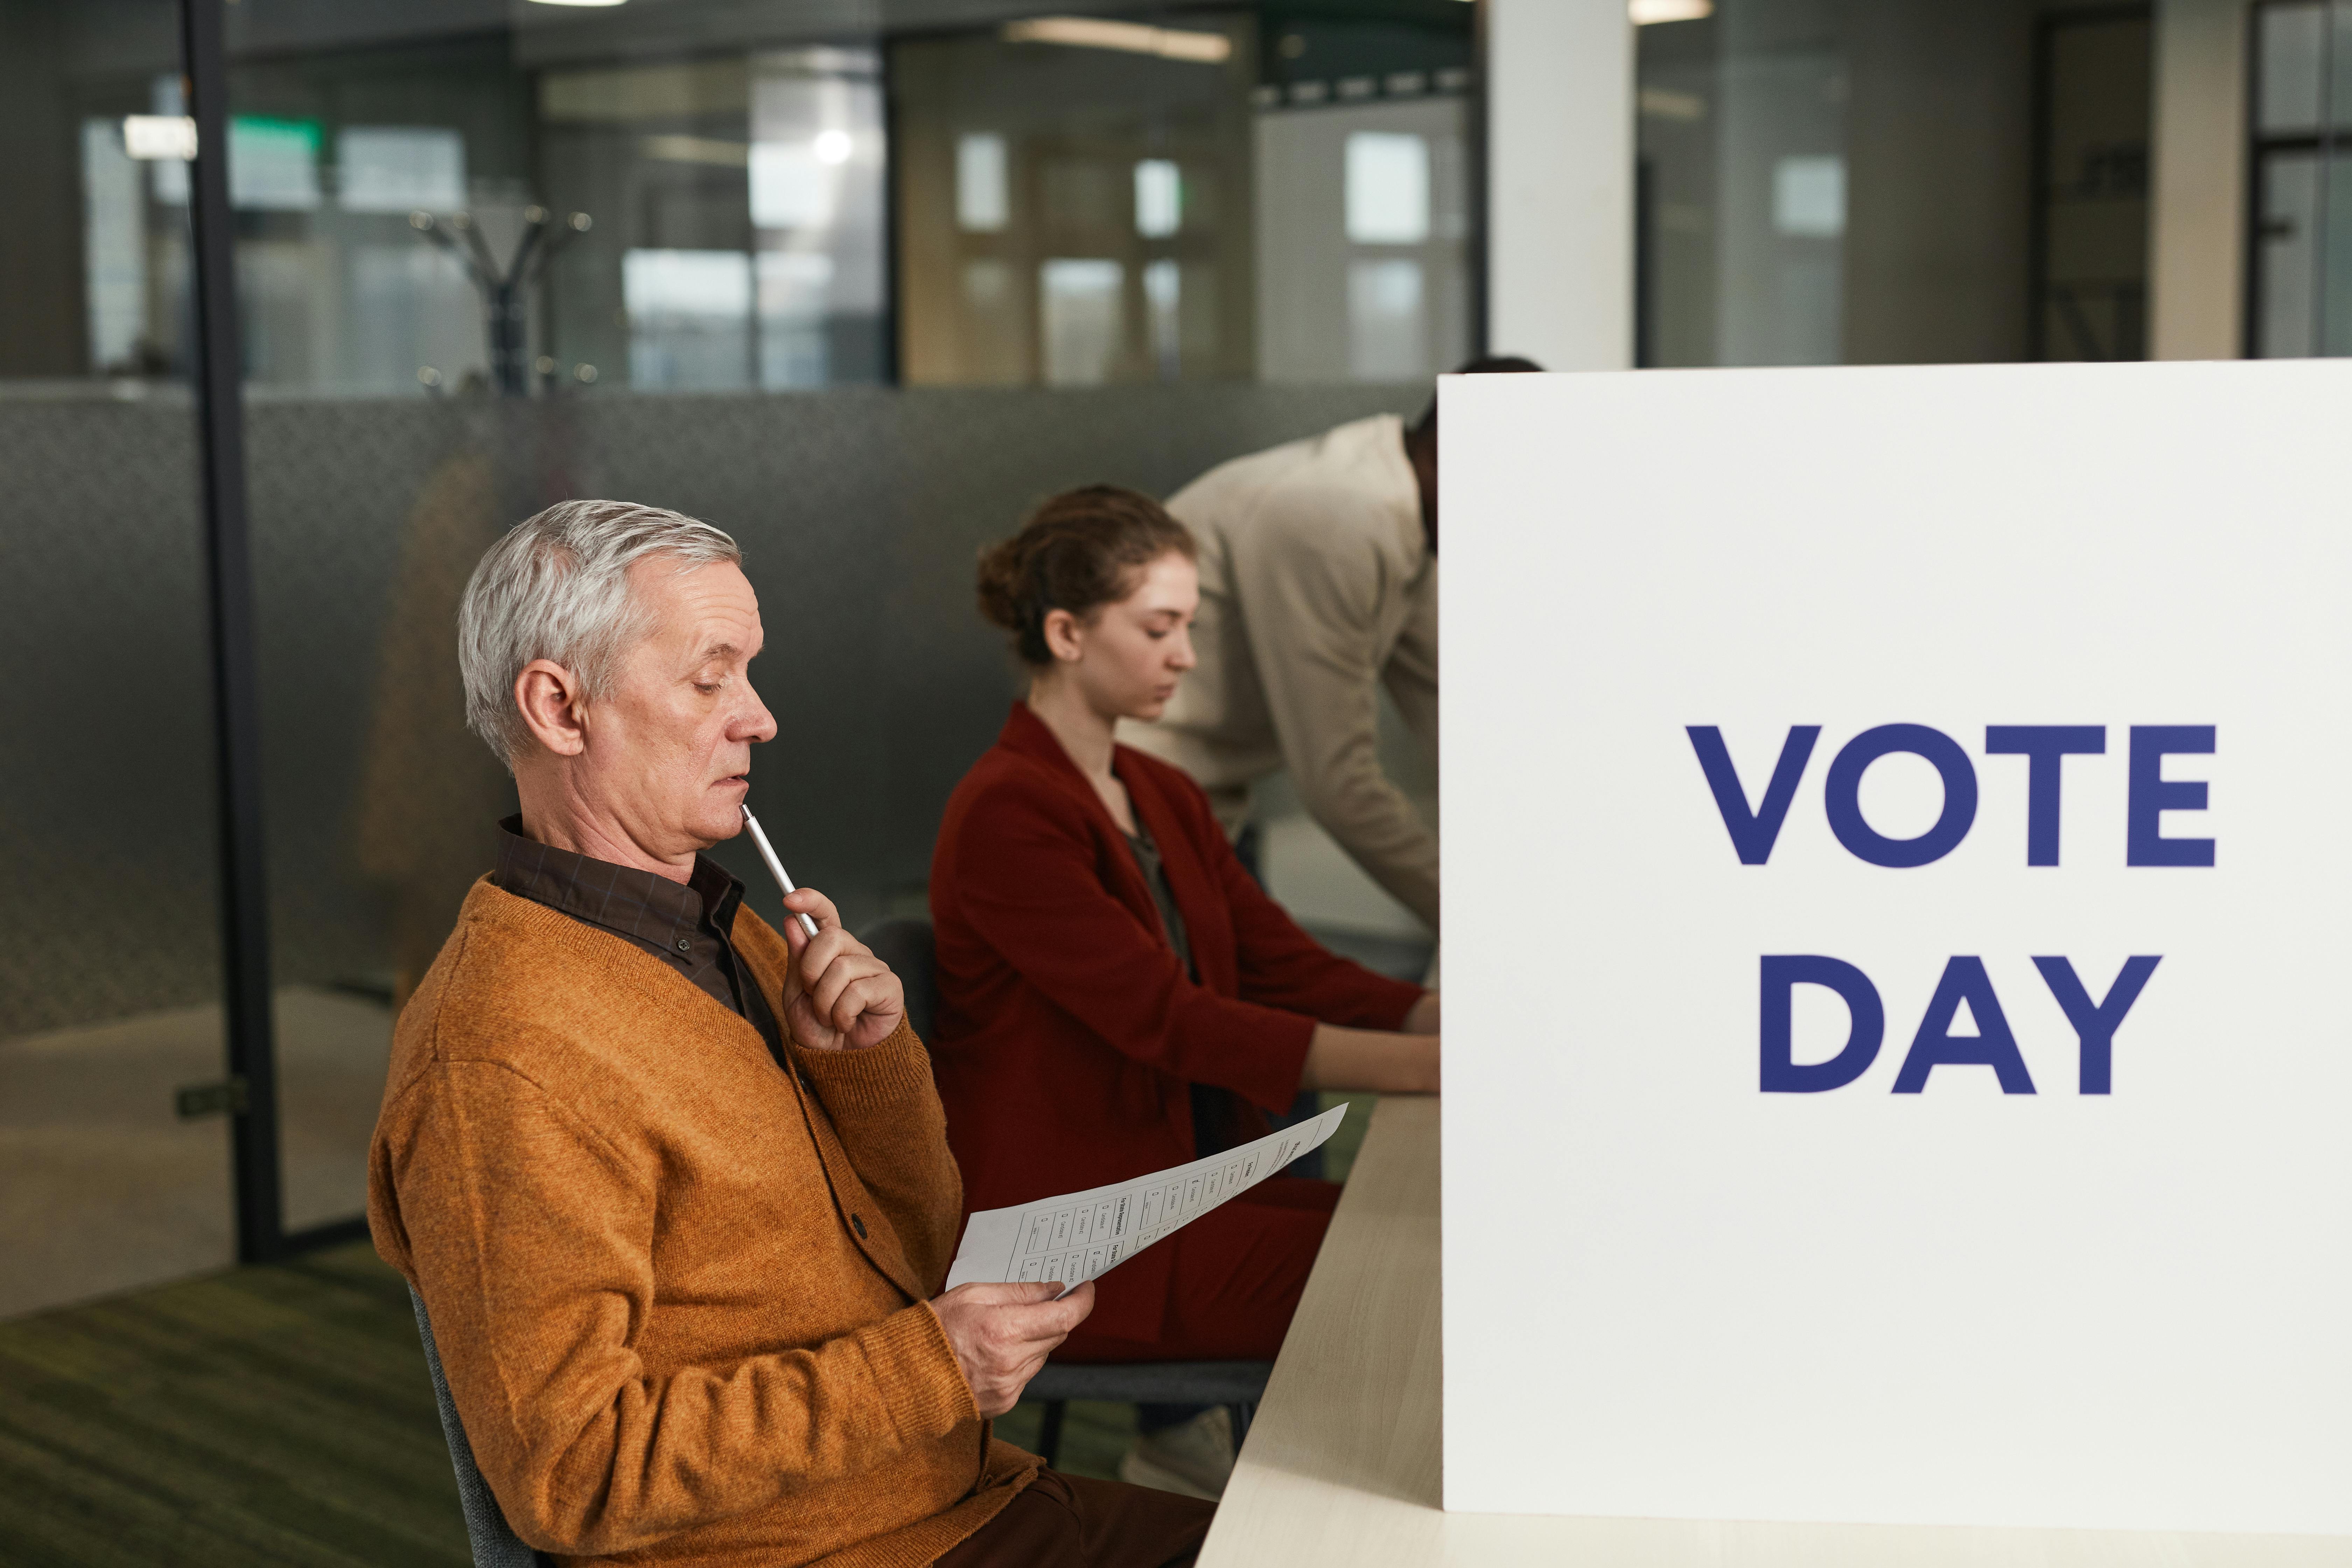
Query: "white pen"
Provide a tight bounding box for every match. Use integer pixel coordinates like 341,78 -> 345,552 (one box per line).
740,805 -> 821,938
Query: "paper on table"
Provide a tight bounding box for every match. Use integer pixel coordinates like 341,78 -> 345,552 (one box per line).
944,1104 -> 1348,1293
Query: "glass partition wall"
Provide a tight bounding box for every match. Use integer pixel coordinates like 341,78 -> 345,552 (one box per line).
0,0 -> 237,1316
892,10 -> 1475,385
2030,7 -> 2153,361
892,18 -> 1263,385
2250,0 -> 2352,356
1634,0 -> 2157,367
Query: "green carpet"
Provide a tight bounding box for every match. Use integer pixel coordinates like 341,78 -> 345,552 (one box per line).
0,1242 -> 1149,1566
0,1244 -> 469,1566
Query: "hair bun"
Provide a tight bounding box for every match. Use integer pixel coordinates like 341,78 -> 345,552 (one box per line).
973,486 -> 1196,666
974,534 -> 1031,636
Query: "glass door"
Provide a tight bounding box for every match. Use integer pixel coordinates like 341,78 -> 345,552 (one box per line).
0,0 -> 238,1316
2251,0 -> 2352,356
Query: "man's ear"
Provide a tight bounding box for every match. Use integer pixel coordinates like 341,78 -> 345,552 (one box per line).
514,659 -> 589,757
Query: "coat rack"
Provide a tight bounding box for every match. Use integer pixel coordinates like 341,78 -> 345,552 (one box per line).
409,205 -> 593,396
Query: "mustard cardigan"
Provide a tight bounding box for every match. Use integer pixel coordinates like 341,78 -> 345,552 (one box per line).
369,879 -> 1035,1567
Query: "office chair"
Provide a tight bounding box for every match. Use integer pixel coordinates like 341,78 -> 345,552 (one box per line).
410,1287 -> 552,1568
862,917 -> 1275,1471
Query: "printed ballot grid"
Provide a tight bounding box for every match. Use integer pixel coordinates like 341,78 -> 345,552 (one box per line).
945,1105 -> 1346,1292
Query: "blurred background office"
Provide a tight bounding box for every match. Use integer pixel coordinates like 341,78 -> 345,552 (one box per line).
0,0 -> 2342,1540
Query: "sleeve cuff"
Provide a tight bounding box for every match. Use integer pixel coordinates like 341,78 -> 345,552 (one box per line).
788,1018 -> 934,1111
858,1301 -> 979,1447
1232,1010 -> 1318,1115
1366,978 -> 1426,1033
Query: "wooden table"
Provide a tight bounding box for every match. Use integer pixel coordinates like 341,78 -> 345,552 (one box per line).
1197,1096 -> 2350,1567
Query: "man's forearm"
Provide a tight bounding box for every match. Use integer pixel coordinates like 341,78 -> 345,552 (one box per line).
1297,776 -> 1441,932
493,1302 -> 975,1554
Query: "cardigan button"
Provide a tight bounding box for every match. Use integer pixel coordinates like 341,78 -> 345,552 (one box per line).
850,1213 -> 868,1239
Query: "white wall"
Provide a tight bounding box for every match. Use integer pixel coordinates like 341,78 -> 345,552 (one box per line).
1486,0 -> 1634,370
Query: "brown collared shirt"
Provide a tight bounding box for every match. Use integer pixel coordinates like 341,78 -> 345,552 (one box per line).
493,816 -> 787,1062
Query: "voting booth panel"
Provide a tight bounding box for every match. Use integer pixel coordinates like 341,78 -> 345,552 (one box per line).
1439,361 -> 2352,1534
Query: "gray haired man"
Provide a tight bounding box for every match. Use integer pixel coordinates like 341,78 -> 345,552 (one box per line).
369,500 -> 1213,1567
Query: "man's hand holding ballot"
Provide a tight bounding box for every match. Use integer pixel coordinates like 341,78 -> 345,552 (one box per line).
944,1106 -> 1350,1296
932,1282 -> 1098,1417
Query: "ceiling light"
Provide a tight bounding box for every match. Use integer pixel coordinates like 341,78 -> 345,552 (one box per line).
1638,86 -> 1706,121
813,129 -> 853,164
1629,0 -> 1712,22
1001,16 -> 1232,64
527,0 -> 629,7
124,114 -> 196,160
642,134 -> 748,167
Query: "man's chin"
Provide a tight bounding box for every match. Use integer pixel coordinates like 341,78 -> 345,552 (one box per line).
694,798 -> 749,844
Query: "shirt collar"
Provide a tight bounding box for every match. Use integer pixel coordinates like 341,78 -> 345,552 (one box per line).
493,815 -> 744,947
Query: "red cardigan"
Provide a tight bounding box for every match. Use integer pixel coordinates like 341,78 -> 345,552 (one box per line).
928,701 -> 1422,1343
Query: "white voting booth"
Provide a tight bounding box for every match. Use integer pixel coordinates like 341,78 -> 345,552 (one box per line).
1440,361 -> 2352,1538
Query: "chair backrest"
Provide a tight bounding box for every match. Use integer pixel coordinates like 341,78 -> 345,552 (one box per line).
408,1286 -> 552,1568
865,917 -> 938,1046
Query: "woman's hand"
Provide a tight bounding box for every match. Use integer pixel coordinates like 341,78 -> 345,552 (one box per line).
1300,1022 -> 1440,1095
778,887 -> 905,1052
1403,991 -> 1440,1034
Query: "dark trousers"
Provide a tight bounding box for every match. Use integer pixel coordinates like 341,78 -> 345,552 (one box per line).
933,1469 -> 1214,1568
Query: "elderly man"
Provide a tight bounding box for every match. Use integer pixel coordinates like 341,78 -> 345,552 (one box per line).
369,500 -> 1213,1568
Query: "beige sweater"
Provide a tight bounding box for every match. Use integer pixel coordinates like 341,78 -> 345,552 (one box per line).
369,879 -> 1036,1567
1120,414 -> 1440,931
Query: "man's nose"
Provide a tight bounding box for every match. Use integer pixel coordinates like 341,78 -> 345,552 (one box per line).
736,678 -> 779,743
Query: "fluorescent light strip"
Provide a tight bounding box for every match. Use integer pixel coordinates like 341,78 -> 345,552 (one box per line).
642,134 -> 749,167
124,114 -> 197,160
1629,0 -> 1712,23
1000,16 -> 1232,64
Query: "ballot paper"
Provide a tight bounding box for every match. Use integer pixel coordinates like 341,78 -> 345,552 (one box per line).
944,1104 -> 1348,1293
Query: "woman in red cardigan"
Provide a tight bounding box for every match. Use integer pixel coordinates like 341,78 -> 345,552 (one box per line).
929,485 -> 1440,1492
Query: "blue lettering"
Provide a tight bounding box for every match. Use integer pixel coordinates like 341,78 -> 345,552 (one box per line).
1892,957 -> 2036,1094
1823,725 -> 1977,868
2127,726 -> 2215,867
2032,955 -> 2162,1094
1759,955 -> 1883,1092
1688,726 -> 1821,866
1984,725 -> 2105,866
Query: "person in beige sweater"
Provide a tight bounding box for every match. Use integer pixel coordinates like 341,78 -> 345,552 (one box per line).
369,498 -> 1212,1567
1119,357 -> 1540,936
